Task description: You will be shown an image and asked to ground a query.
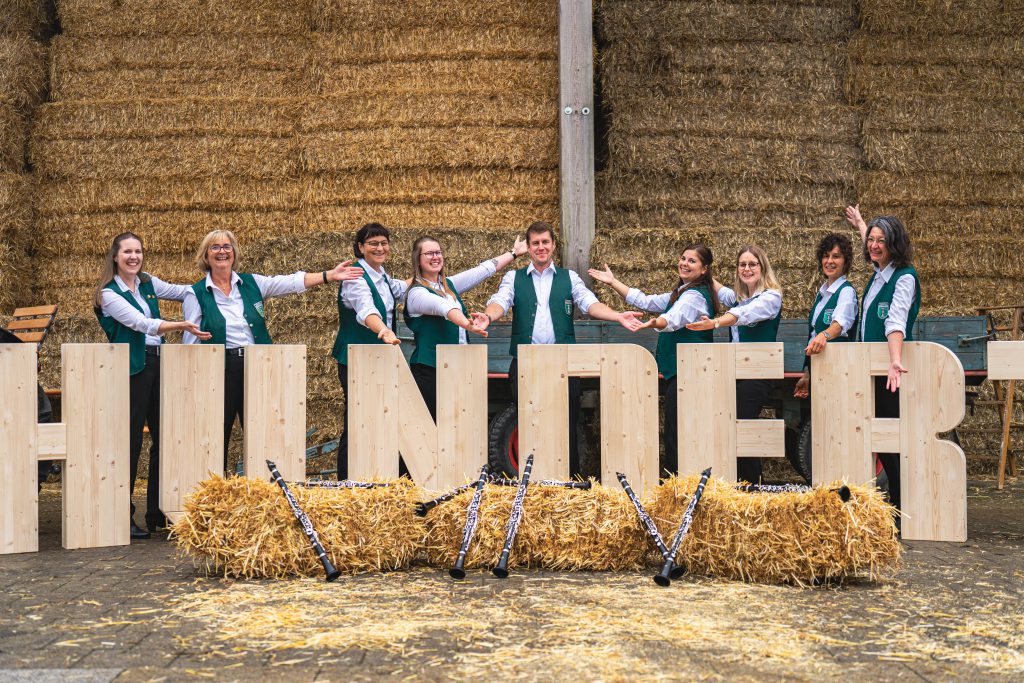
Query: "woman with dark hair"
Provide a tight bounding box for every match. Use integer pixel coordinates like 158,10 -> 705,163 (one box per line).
793,233 -> 858,399
183,229 -> 362,469
331,223 -> 407,479
404,234 -> 526,419
588,244 -> 719,475
845,204 -> 920,516
93,232 -> 211,538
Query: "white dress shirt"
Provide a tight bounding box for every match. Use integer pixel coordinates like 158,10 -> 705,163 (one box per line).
718,286 -> 783,343
859,262 -> 917,340
100,274 -> 191,346
405,260 -> 498,344
182,270 -> 308,347
809,276 -> 858,342
487,263 -> 598,345
625,286 -> 709,332
340,259 -> 408,330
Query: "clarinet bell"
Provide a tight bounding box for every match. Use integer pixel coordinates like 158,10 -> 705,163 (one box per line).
492,558 -> 510,579
653,560 -> 674,587
324,559 -> 342,583
669,564 -> 686,580
449,565 -> 467,580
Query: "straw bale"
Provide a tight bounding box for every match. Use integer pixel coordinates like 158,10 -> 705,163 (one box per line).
912,236 -> 1024,280
58,0 -> 312,36
603,67 -> 845,106
300,94 -> 556,133
302,169 -> 557,206
889,206 -> 1024,239
0,35 -> 46,112
51,67 -> 308,102
597,0 -> 856,43
595,207 -> 850,233
601,41 -> 848,78
299,127 -> 558,173
317,58 -> 557,98
862,96 -> 1024,134
303,203 -> 558,236
423,482 -> 648,571
29,135 -> 298,180
173,475 -> 425,579
607,135 -> 859,184
858,0 -> 1024,36
0,0 -> 52,37
857,172 -> 1024,208
647,475 -> 900,584
849,33 -> 1024,66
33,99 -> 303,140
0,173 -> 32,314
863,131 -> 1024,174
308,26 -> 557,65
606,99 -> 860,144
312,0 -> 557,31
848,63 -> 1024,102
0,106 -> 27,172
34,251 -> 195,291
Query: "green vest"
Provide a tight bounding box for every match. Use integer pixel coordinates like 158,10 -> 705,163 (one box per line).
191,272 -> 271,346
655,284 -> 715,379
405,278 -> 468,368
331,265 -> 393,365
860,266 -> 920,343
509,265 -> 575,358
94,277 -> 160,376
735,292 -> 781,343
809,280 -> 857,342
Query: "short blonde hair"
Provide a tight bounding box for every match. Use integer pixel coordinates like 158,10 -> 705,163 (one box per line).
195,230 -> 240,273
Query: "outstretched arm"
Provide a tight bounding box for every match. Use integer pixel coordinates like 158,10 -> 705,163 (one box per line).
585,302 -> 643,331
302,260 -> 363,289
845,204 -> 869,243
586,265 -> 630,299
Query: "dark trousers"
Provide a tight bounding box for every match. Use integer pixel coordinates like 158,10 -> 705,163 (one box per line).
661,376 -> 678,477
337,361 -> 409,480
411,363 -> 438,421
508,357 -> 582,476
736,379 -> 772,484
129,350 -> 163,526
875,376 -> 901,511
223,353 -> 245,471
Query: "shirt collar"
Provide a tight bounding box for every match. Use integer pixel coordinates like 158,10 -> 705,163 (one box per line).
358,258 -> 388,281
820,275 -> 848,295
527,262 -> 557,277
204,271 -> 240,291
873,262 -> 896,282
113,274 -> 140,292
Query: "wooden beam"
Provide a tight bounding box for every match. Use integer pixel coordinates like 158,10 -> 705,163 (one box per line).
0,344 -> 38,554
558,0 -> 595,277
243,345 -> 307,482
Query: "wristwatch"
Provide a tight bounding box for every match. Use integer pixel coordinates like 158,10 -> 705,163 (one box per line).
822,331 -> 832,340
713,318 -> 721,329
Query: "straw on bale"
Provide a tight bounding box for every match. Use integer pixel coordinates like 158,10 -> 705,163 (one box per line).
316,58 -> 557,97
173,475 -> 425,579
601,177 -> 853,214
858,0 -> 1024,36
0,106 -> 27,172
863,96 -> 1024,134
848,33 -> 1024,66
0,35 -> 46,113
0,173 -> 32,313
864,131 -> 1024,175
848,63 -> 1024,102
308,26 -> 557,64
647,475 -> 901,585
312,0 -> 557,31
1,0 -> 53,37
58,0 -> 312,36
423,482 -> 649,571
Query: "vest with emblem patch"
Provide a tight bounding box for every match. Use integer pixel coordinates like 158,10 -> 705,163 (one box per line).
509,266 -> 575,358
191,272 -> 271,346
94,277 -> 161,375
860,266 -> 920,342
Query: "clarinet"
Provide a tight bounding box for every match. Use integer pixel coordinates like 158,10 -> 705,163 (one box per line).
449,464 -> 490,579
736,482 -> 851,502
493,454 -> 534,578
417,475 -> 591,517
297,480 -> 393,489
655,467 -> 711,587
416,482 -> 476,517
266,459 -> 341,582
537,479 -> 592,490
617,472 -> 681,578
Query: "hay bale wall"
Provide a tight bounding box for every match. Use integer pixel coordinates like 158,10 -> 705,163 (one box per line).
30,0 -> 560,450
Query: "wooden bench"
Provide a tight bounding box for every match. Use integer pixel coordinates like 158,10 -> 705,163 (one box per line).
5,305 -> 58,349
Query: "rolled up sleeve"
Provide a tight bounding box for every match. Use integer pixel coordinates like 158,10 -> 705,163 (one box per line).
253,271 -> 307,299
625,288 -> 671,314
486,270 -> 516,316
729,290 -> 782,327
570,270 -> 599,315
884,274 -> 917,338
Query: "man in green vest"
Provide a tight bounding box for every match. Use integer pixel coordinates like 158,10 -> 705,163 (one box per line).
480,221 -> 642,476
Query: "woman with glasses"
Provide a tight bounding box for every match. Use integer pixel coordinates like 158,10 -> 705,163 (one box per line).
183,229 -> 362,469
845,204 -> 920,518
404,234 -> 527,418
686,244 -> 783,484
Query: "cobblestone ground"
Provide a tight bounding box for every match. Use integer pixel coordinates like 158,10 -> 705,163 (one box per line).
0,478 -> 1021,683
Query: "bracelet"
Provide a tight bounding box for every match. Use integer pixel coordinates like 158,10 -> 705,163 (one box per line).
322,270 -> 328,284
713,318 -> 721,329
822,331 -> 832,341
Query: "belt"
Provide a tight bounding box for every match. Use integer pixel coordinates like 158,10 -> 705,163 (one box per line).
145,346 -> 161,357
225,347 -> 245,357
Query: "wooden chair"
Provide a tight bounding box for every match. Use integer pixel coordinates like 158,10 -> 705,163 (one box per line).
5,304 -> 58,350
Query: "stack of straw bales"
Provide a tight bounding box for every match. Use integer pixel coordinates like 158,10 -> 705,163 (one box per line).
849,1 -> 1024,314
593,0 -> 863,315
0,2 -> 49,315
29,1 -> 560,434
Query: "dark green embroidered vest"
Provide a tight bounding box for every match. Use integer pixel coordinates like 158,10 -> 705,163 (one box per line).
735,292 -> 781,343
405,278 -> 468,368
860,266 -> 920,342
809,280 -> 857,342
191,272 -> 271,346
655,284 -> 715,380
94,277 -> 160,376
331,266 -> 392,365
509,266 -> 575,358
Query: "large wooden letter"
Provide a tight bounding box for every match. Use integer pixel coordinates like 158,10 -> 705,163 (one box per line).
518,345 -> 571,481
62,344 -> 130,550
677,343 -> 785,481
0,344 -> 38,554
160,345 -> 224,524
810,345 -> 878,486
244,345 -> 306,481
436,345 -> 489,486
987,340 -> 1024,488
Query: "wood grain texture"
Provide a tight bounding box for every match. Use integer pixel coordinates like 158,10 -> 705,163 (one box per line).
678,344 -> 737,480
811,345 -> 875,486
437,345 -> 488,488
0,344 -> 38,554
986,341 -> 1024,380
518,345 -> 570,481
349,345 -> 402,480
600,344 -> 658,494
243,345 -> 306,482
37,423 -> 67,459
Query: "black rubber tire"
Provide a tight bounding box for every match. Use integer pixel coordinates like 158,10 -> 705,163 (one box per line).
789,417 -> 813,485
487,404 -> 520,478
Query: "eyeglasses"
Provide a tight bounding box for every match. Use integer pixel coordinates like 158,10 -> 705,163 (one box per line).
866,237 -> 886,246
421,250 -> 443,258
738,261 -> 761,270
208,244 -> 232,253
363,240 -> 390,249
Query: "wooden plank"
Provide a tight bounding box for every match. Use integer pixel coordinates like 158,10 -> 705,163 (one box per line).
4,318 -> 47,331
395,358 -> 441,487
349,346 -> 401,480
558,0 -> 595,277
900,342 -> 967,542
160,345 -> 224,519
0,344 -> 38,554
678,344 -> 737,480
14,332 -> 45,344
736,420 -> 785,458
870,419 -> 900,453
986,341 -> 1024,380
811,345 -> 875,486
437,345 -> 488,488
518,345 -> 570,481
37,423 -> 66,460
243,345 -> 307,482
566,343 -> 602,377
600,344 -> 658,494
734,342 -> 784,379
62,344 -> 130,550
12,305 -> 57,317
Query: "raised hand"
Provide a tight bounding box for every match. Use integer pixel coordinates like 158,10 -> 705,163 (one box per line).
844,204 -> 867,232
327,260 -> 364,282
587,265 -> 617,285
512,235 -> 528,257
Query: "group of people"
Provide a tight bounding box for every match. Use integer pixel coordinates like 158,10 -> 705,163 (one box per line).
92,208 -> 919,539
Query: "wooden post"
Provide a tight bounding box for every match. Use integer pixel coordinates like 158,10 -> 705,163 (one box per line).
0,344 -> 38,554
559,0 -> 595,277
160,345 -> 224,524
518,345 -> 571,481
810,345 -> 876,486
243,345 -> 307,482
599,344 -> 659,494
436,344 -> 488,486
